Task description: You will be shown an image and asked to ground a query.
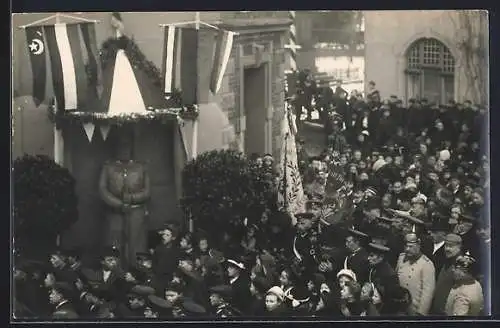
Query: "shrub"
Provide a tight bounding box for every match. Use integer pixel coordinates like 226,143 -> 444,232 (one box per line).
180,150 -> 276,238
13,155 -> 78,255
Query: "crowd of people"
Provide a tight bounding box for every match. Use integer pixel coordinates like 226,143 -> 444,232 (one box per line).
14,71 -> 489,320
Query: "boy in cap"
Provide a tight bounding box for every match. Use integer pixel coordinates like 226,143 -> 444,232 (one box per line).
208,285 -> 241,317
445,253 -> 484,316
396,233 -> 435,315
91,246 -> 128,305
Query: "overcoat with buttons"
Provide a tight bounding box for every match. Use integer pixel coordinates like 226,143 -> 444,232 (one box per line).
396,253 -> 436,315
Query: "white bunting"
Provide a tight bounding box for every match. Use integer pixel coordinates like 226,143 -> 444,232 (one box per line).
54,23 -> 78,110
82,122 -> 95,142
100,124 -> 111,141
107,49 -> 147,116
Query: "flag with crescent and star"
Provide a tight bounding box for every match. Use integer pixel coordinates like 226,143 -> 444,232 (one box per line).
25,26 -> 47,106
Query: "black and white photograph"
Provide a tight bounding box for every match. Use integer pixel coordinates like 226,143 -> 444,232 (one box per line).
11,10 -> 490,321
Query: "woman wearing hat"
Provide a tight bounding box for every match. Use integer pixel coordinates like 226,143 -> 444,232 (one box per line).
263,286 -> 288,316
225,259 -> 251,314
445,253 -> 484,316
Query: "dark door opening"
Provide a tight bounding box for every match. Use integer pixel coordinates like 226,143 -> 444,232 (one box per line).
243,65 -> 267,156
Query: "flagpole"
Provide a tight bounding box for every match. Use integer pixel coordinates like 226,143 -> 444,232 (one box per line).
18,12 -> 100,29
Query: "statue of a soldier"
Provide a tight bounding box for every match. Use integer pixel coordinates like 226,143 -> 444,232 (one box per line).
99,125 -> 150,267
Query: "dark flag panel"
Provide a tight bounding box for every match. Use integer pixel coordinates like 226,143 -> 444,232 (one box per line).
25,26 -> 47,106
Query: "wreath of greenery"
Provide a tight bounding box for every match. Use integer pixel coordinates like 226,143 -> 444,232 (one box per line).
49,35 -> 199,127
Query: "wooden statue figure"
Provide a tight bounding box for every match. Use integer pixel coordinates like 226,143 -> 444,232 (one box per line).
99,126 -> 150,267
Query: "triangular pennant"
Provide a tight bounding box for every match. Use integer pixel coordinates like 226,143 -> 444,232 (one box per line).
100,124 -> 111,141
82,122 -> 95,142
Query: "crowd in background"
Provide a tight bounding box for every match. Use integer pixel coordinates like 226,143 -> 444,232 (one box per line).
13,70 -> 489,319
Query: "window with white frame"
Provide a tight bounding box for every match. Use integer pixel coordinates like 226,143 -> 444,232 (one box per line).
405,38 -> 455,104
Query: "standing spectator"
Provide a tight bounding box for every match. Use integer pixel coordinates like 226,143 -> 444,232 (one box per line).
396,233 -> 435,315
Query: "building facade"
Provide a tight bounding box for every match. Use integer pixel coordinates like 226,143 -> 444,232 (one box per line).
12,12 -> 290,248
364,10 -> 488,105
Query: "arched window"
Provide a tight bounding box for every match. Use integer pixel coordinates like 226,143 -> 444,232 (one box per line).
405,38 -> 455,104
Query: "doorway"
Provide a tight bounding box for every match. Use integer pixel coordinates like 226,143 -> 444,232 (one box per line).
244,64 -> 267,156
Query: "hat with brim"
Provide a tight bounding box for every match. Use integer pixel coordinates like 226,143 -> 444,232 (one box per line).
454,252 -> 476,272
226,259 -> 245,270
459,213 -> 476,223
130,285 -> 156,296
295,212 -> 315,221
182,300 -> 207,314
347,228 -> 370,242
267,286 -> 285,301
148,295 -> 173,310
367,242 -> 391,254
386,209 -> 424,226
336,269 -> 357,282
209,285 -> 233,299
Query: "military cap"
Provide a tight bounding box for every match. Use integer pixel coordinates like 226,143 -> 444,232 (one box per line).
209,285 -> 233,299
130,285 -> 155,296
387,209 -> 425,226
429,220 -> 450,232
295,212 -> 315,221
182,299 -> 207,314
454,251 -> 476,272
445,233 -> 462,245
100,246 -> 120,259
347,227 -> 370,241
367,241 -> 391,254
148,295 -> 173,310
404,232 -> 420,244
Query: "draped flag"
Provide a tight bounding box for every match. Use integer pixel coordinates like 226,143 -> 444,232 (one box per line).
79,22 -> 101,98
210,30 -> 234,94
277,109 -> 306,218
25,26 -> 47,106
162,26 -> 199,105
43,23 -> 88,111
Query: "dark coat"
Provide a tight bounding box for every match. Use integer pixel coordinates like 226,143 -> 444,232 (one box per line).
344,248 -> 370,284
431,256 -> 459,315
229,275 -> 252,314
153,243 -> 180,289
368,261 -> 400,313
89,268 -> 128,304
429,243 -> 447,279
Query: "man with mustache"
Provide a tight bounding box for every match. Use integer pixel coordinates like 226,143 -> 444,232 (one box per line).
430,234 -> 463,315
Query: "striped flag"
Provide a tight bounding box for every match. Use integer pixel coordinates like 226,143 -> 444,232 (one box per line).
43,23 -> 88,111
210,30 -> 234,94
25,26 -> 47,106
162,26 -> 199,105
79,23 -> 101,98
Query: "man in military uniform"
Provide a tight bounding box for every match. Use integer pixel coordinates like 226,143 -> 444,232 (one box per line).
290,213 -> 317,281
208,285 -> 241,318
99,126 -> 151,268
396,233 -> 435,315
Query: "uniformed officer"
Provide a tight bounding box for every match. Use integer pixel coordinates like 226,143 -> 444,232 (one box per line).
291,212 -> 317,279
396,233 -> 436,315
208,285 -> 241,318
